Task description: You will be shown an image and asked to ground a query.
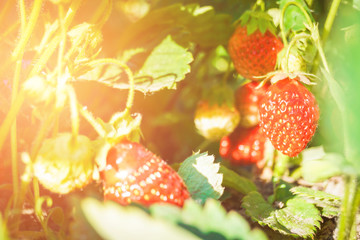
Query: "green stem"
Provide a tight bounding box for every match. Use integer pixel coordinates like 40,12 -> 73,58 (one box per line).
338,176 -> 359,240
12,0 -> 43,60
67,86 -> 79,142
30,0 -> 81,77
221,59 -> 233,85
88,58 -> 135,117
311,0 -> 342,74
252,0 -> 265,11
10,58 -> 24,208
31,110 -> 58,159
79,105 -> 106,138
19,0 -> 26,33
91,0 -> 113,27
195,139 -> 212,152
349,185 -> 360,239
57,4 -> 67,78
279,1 -> 313,47
0,92 -> 24,149
322,0 -> 342,44
306,0 -> 313,7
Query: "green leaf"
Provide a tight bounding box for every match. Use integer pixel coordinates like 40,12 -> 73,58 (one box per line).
243,192 -> 322,238
279,0 -> 313,32
178,152 -> 224,204
185,5 -> 233,48
220,165 -> 257,195
81,198 -> 200,240
302,150 -> 350,182
242,192 -> 292,235
117,3 -> 232,51
247,18 -> 259,35
150,199 -> 268,240
77,35 -> 192,94
275,198 -> 322,238
291,186 -> 341,218
130,35 -> 193,93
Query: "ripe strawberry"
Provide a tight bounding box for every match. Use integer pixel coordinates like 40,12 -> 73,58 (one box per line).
194,100 -> 240,140
235,82 -> 269,127
228,11 -> 283,81
100,141 -> 190,207
219,125 -> 266,165
259,77 -> 319,157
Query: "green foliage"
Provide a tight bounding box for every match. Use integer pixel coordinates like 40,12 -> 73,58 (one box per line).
239,10 -> 276,35
133,35 -> 193,93
117,3 -> 233,51
178,152 -> 224,204
150,199 -> 268,240
219,165 -> 257,195
279,0 -> 313,33
82,198 -> 267,240
81,198 -> 200,240
301,147 -> 355,182
243,191 -> 322,238
77,36 -> 193,94
291,186 -> 341,218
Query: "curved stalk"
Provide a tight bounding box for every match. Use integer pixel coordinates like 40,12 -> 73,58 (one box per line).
91,0 -> 113,27
279,1 -> 313,47
19,0 -> 26,33
12,0 -> 44,60
88,58 -> 135,118
57,4 -> 67,78
79,105 -> 106,138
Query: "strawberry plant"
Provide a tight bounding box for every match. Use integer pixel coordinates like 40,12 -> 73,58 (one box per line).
0,0 -> 359,239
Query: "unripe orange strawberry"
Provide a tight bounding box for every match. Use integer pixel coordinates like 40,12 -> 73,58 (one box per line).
194,101 -> 240,141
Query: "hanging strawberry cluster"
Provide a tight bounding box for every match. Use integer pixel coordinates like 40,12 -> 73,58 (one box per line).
193,0 -> 321,167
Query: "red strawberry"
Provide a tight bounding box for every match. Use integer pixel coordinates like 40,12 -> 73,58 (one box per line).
228,11 -> 283,81
259,77 -> 319,157
235,82 -> 270,127
219,125 -> 266,165
100,141 -> 190,207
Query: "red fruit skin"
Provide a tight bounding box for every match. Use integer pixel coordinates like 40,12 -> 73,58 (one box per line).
259,78 -> 320,157
228,27 -> 283,81
219,125 -> 266,165
236,82 -> 270,127
100,141 -> 190,207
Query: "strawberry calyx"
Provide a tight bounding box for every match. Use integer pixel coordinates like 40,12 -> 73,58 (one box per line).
277,46 -> 307,73
238,10 -> 277,36
255,71 -> 318,90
